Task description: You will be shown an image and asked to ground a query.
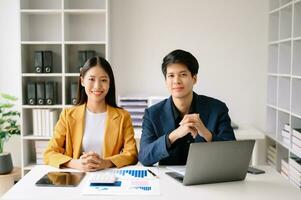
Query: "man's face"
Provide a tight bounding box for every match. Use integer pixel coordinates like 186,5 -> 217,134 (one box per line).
165,63 -> 197,99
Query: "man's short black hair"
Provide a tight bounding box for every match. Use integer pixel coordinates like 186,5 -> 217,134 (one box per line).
161,49 -> 199,77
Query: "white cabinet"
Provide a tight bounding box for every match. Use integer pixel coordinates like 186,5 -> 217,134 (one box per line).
267,0 -> 301,188
19,0 -> 109,175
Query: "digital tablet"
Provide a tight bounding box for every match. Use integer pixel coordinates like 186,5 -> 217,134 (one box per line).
35,171 -> 86,187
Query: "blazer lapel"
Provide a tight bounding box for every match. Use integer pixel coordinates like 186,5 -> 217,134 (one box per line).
103,105 -> 120,157
160,97 -> 176,136
70,104 -> 86,158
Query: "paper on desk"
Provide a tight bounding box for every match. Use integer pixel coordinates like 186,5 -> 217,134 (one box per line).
81,166 -> 160,195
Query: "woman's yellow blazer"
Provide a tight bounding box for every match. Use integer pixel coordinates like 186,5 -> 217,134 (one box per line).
43,104 -> 138,168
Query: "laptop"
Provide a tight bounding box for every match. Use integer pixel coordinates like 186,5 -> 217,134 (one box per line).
166,140 -> 255,185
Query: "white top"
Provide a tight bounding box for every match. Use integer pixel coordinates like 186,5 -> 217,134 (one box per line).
82,109 -> 107,156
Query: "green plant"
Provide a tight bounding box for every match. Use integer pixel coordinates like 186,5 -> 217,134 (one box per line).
0,93 -> 20,154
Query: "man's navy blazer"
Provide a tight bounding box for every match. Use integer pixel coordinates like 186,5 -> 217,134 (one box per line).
138,93 -> 236,166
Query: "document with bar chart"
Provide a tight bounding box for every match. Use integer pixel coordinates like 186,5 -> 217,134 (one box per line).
81,166 -> 160,195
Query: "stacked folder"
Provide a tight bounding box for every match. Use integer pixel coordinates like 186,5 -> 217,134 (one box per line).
292,128 -> 301,157
281,123 -> 291,147
34,141 -> 49,165
118,96 -> 148,128
32,109 -> 59,137
267,145 -> 276,167
281,159 -> 289,179
289,157 -> 301,188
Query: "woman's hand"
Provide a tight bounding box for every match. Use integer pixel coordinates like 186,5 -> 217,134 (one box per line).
64,151 -> 115,172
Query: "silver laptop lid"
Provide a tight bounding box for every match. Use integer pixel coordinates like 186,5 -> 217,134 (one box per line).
183,140 -> 255,185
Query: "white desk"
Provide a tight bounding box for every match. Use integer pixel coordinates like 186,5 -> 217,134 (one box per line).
2,165 -> 301,200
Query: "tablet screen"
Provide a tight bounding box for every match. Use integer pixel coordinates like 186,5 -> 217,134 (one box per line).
35,171 -> 86,187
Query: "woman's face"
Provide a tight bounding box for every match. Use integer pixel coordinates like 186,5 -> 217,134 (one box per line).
81,65 -> 110,103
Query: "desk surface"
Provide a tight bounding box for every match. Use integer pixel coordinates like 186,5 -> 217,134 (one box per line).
2,165 -> 301,200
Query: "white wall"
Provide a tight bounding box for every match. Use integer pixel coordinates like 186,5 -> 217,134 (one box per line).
111,0 -> 268,130
0,0 -> 21,167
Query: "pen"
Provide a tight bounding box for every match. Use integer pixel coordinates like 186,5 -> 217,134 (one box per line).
147,169 -> 158,178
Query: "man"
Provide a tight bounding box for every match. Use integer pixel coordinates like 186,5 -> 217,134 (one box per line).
138,49 -> 236,166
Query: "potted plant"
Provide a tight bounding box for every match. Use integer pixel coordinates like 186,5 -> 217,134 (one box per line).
0,93 -> 20,174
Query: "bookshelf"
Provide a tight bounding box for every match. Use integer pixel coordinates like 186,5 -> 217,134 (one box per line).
267,0 -> 301,187
19,0 -> 109,175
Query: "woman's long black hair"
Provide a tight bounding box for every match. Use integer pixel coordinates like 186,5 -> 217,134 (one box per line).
75,56 -> 118,108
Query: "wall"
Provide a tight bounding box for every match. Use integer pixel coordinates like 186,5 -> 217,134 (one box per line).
0,0 -> 21,167
110,0 -> 268,130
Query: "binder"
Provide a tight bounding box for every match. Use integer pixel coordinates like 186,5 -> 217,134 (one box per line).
34,51 -> 43,73
36,82 -> 45,105
45,81 -> 57,105
27,82 -> 36,105
86,50 -> 96,60
78,50 -> 87,69
43,51 -> 53,73
71,82 -> 78,105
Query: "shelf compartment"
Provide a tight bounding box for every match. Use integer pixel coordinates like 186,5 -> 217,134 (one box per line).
65,44 -> 106,73
294,1 -> 301,37
64,0 -> 106,9
64,12 -> 106,41
21,44 -> 62,73
270,0 -> 279,11
267,107 -> 277,138
21,0 -> 62,9
267,76 -> 277,106
268,44 -> 279,73
22,77 -> 63,105
278,41 -> 291,74
277,110 -> 290,145
21,12 -> 62,41
278,77 -> 290,111
65,76 -> 78,105
269,11 -> 279,42
279,5 -> 292,40
292,40 -> 301,76
292,78 -> 301,116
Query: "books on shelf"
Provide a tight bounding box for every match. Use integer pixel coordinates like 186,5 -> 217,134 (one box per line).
33,109 -> 59,137
267,145 -> 276,166
292,128 -> 301,140
281,159 -> 289,179
284,124 -> 291,133
289,157 -> 301,188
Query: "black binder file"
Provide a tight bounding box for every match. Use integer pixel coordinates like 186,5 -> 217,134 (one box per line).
43,51 -> 53,73
78,51 -> 87,69
34,51 -> 43,73
27,82 -> 36,105
71,82 -> 78,105
45,81 -> 57,105
36,82 -> 45,105
86,50 -> 96,60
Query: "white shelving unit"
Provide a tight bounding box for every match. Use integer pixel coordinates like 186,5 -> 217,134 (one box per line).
267,0 -> 301,187
19,0 -> 109,175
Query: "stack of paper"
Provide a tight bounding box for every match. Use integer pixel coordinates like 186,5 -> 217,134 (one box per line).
118,96 -> 148,128
35,141 -> 49,165
292,128 -> 301,157
281,123 -> 291,147
267,145 -> 276,166
289,157 -> 301,188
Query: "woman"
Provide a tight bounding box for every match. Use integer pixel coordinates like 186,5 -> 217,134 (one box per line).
44,56 -> 138,171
